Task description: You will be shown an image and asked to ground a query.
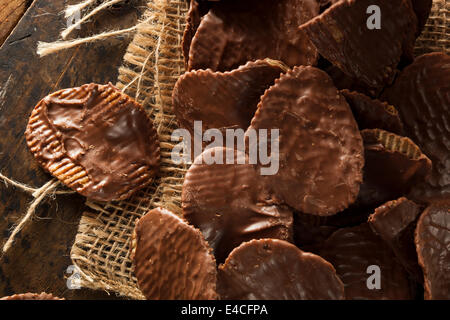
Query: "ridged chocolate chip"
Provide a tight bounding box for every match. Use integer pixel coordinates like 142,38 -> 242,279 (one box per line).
321,223 -> 414,300
382,53 -> 450,203
188,0 -> 319,71
247,66 -> 364,215
299,0 -> 417,88
218,239 -> 345,300
415,201 -> 450,299
25,83 -> 160,202
369,197 -> 424,283
132,207 -> 218,300
182,147 -> 293,263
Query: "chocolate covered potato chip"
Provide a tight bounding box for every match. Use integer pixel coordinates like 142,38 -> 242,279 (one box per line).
356,129 -> 432,208
369,197 -> 424,282
25,83 -> 160,202
340,90 -> 404,135
132,207 -> 218,300
299,0 -> 417,88
188,0 -> 319,71
321,223 -> 414,300
247,66 -> 364,215
182,147 -> 294,263
415,201 -> 450,300
410,0 -> 433,34
173,59 -> 287,144
382,53 -> 450,203
218,239 -> 345,300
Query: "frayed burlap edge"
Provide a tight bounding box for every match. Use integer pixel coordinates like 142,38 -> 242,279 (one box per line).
69,0 -> 449,299
70,0 -> 189,300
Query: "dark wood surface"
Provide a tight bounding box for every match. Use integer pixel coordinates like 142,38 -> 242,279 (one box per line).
0,0 -> 143,299
0,0 -> 32,46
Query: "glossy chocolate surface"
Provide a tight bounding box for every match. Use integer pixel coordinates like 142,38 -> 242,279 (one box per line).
415,201 -> 450,299
182,0 -> 202,67
247,66 -> 364,215
182,147 -> 293,263
218,239 -> 344,300
382,53 -> 450,203
341,89 -> 404,135
188,0 -> 319,71
25,83 -> 160,201
324,64 -> 382,98
300,0 -> 417,88
321,223 -> 414,299
173,59 -> 287,143
0,292 -> 63,300
132,207 -> 218,300
369,197 -> 423,282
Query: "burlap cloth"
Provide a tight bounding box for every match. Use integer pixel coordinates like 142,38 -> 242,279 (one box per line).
70,0 -> 450,299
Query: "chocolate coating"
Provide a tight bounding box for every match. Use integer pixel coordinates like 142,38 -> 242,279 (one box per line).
382,53 -> 450,203
0,292 -> 63,300
321,223 -> 414,300
188,0 -> 319,71
325,64 -> 383,98
247,66 -> 364,215
299,0 -> 417,88
182,147 -> 293,263
172,59 -> 287,143
340,90 -> 404,135
25,83 -> 160,202
358,129 -> 432,208
132,207 -> 218,300
182,0 -> 202,68
415,201 -> 450,299
369,197 -> 423,283
218,239 -> 345,300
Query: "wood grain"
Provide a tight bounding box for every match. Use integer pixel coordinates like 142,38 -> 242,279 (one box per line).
0,0 -> 32,46
0,0 -> 143,299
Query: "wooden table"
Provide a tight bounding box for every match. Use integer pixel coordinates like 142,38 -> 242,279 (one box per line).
0,0 -> 31,46
0,0 -> 143,299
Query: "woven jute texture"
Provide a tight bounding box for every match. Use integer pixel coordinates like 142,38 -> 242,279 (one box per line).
415,0 -> 449,55
70,0 -> 449,299
70,0 -> 189,299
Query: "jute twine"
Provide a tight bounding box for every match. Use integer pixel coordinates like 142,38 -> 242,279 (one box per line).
68,0 -> 450,299
1,0 -> 141,254
37,0 -> 148,57
0,174 -> 74,254
0,0 -> 447,299
70,0 -> 189,299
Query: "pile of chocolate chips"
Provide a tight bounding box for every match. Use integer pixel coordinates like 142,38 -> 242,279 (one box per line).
134,0 -> 449,300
